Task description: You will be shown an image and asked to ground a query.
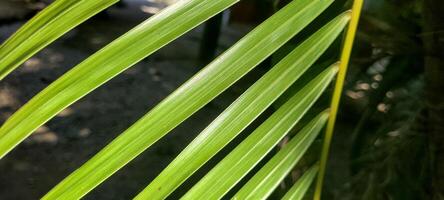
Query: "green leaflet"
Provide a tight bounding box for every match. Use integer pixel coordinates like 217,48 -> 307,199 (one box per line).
136,12 -> 350,199
282,165 -> 319,200
0,0 -> 118,80
233,112 -> 329,200
181,66 -> 337,200
0,0 -> 240,159
37,0 -> 334,199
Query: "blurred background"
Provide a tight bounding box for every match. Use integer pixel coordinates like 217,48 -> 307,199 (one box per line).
0,0 -> 443,199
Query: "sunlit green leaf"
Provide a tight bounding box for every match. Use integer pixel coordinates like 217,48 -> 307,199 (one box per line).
36,0 -> 336,199
0,0 -> 118,80
0,0 -> 239,160
136,11 -> 350,198
181,66 -> 337,200
233,112 -> 329,200
282,165 -> 319,200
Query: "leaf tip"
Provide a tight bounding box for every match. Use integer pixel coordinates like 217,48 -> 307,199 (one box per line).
322,108 -> 331,116
344,10 -> 353,20
330,62 -> 340,74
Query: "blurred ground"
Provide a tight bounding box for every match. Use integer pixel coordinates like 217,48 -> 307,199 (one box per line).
0,0 -> 353,199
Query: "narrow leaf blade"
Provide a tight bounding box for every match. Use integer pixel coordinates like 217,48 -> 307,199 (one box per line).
136,7 -> 353,200
233,112 -> 330,200
38,0 -> 336,199
282,165 -> 319,200
182,65 -> 337,200
0,0 -> 239,160
0,0 -> 118,80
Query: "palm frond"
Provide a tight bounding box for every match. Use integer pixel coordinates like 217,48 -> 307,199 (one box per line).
282,165 -> 319,200
0,0 -> 240,159
179,67 -> 335,200
0,0 -> 118,80
41,0 -> 335,199
135,11 -> 350,199
233,111 -> 329,200
0,0 -> 365,199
